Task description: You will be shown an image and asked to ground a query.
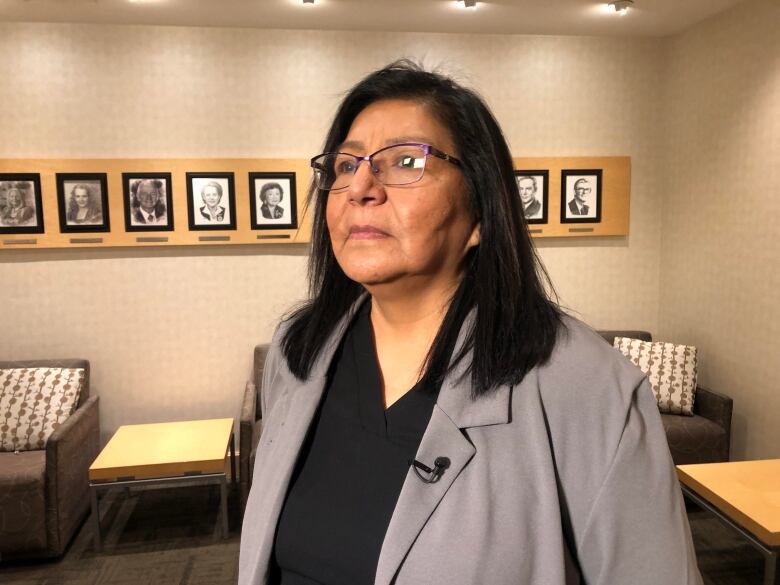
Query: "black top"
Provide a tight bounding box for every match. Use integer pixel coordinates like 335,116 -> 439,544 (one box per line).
272,302 -> 438,585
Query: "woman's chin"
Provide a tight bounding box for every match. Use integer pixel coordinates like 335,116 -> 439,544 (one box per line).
341,263 -> 401,288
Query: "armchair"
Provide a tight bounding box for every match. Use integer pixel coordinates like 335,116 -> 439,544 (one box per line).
0,359 -> 100,560
240,344 -> 269,509
598,331 -> 732,464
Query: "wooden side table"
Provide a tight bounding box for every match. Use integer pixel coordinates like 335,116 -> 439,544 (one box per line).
677,459 -> 780,585
88,418 -> 236,551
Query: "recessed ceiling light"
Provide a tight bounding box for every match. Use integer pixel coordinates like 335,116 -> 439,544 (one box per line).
608,0 -> 634,15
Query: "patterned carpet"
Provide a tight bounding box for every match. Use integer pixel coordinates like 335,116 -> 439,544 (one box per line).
0,487 -> 769,584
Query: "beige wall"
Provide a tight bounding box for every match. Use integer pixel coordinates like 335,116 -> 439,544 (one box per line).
659,1 -> 780,459
0,11 -> 765,455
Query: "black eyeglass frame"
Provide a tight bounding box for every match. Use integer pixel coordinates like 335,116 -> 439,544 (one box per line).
310,142 -> 463,191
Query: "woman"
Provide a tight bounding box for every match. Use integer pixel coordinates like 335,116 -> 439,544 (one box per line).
240,62 -> 701,585
199,181 -> 226,222
67,184 -> 102,224
1,187 -> 35,225
259,182 -> 285,220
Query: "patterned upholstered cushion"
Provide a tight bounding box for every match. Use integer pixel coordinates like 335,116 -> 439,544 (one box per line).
613,338 -> 698,416
0,368 -> 85,452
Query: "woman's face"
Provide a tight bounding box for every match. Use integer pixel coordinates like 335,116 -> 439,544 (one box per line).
266,188 -> 282,206
73,188 -> 90,208
202,186 -> 221,208
326,99 -> 479,290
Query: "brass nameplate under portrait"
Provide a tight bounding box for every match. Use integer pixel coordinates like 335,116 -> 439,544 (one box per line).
3,239 -> 37,245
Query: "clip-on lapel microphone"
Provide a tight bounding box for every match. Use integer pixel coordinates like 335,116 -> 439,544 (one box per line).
409,456 -> 451,484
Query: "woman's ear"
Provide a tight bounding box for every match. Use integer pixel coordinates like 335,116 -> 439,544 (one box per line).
467,222 -> 480,249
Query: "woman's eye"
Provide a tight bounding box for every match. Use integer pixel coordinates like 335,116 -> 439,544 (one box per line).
396,155 -> 422,169
336,160 -> 356,174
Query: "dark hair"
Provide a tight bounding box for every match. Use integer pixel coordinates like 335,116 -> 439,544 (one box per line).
283,60 -> 563,397
259,182 -> 284,203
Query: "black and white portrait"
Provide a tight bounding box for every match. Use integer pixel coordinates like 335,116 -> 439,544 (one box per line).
123,173 -> 174,232
561,169 -> 602,223
514,170 -> 548,225
249,172 -> 298,230
0,174 -> 44,234
186,173 -> 236,231
56,173 -> 110,232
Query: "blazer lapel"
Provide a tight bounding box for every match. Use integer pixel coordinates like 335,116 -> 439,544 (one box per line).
375,316 -> 512,585
374,405 -> 475,585
242,300 -> 366,584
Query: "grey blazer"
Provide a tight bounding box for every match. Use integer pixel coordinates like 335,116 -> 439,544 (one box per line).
239,303 -> 702,585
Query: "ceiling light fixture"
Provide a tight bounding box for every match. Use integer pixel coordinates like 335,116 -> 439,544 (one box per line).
608,0 -> 633,15
302,0 -> 315,4
462,0 -> 477,8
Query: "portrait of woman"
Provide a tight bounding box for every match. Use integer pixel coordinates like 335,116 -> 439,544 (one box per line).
56,174 -> 109,232
66,183 -> 103,224
239,62 -> 701,585
259,182 -> 284,219
199,181 -> 226,223
0,186 -> 35,226
250,172 -> 298,230
186,173 -> 236,230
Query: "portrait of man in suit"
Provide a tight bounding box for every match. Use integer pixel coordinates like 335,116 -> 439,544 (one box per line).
517,175 -> 542,219
130,179 -> 168,226
568,178 -> 591,215
561,170 -> 601,223
123,173 -> 174,232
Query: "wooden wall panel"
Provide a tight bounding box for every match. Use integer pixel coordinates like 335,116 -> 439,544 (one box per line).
513,156 -> 631,238
0,158 -> 313,249
1,155 -> 629,250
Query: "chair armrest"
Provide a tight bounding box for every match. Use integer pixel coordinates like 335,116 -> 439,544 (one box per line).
240,381 -> 257,508
45,395 -> 100,554
240,381 -> 257,463
693,386 -> 732,431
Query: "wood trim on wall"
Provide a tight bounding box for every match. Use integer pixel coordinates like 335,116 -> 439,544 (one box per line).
1,155 -> 629,250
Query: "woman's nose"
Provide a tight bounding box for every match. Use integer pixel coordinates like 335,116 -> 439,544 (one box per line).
346,161 -> 387,206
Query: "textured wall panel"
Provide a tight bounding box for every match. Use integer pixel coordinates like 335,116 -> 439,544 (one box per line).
0,24 -> 665,440
660,0 -> 780,459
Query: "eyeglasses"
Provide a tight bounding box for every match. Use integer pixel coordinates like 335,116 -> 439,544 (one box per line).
574,187 -> 591,193
310,142 -> 462,192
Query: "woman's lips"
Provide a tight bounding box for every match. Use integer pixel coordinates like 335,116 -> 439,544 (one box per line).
348,225 -> 389,240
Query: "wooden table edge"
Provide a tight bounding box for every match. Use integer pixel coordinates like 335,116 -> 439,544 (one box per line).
676,467 -> 780,547
89,457 -> 229,482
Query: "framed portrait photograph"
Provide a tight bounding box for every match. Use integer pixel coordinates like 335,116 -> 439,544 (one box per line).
122,173 -> 174,232
560,169 -> 602,224
56,173 -> 110,233
0,174 -> 44,234
514,170 -> 548,225
186,172 -> 236,231
249,172 -> 298,230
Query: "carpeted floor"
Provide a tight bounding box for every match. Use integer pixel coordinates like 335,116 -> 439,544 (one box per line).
0,487 -> 769,584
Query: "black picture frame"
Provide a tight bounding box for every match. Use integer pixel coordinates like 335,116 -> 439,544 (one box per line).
186,172 -> 236,231
56,173 -> 110,233
560,169 -> 602,224
0,173 -> 45,234
122,173 -> 174,232
249,172 -> 298,230
514,170 -> 548,225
